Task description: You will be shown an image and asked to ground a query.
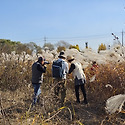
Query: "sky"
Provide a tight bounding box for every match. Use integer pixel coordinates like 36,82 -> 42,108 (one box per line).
0,0 -> 125,51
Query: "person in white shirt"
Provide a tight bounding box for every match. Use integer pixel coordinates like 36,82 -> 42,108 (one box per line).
67,55 -> 88,104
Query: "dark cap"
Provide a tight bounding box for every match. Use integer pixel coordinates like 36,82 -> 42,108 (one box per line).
38,57 -> 43,62
58,51 -> 66,59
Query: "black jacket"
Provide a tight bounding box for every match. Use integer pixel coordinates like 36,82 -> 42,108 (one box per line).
32,61 -> 46,84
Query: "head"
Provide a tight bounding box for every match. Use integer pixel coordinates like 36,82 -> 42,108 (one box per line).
58,51 -> 66,59
92,61 -> 96,65
67,55 -> 74,63
38,57 -> 44,65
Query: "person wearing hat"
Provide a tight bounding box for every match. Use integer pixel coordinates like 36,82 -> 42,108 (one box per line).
53,51 -> 69,106
31,56 -> 47,106
67,55 -> 88,104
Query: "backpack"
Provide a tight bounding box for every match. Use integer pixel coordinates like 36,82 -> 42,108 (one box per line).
52,59 -> 64,78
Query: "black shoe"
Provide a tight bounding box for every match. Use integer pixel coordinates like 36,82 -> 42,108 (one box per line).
37,96 -> 40,103
76,100 -> 80,103
83,100 -> 88,104
61,103 -> 64,107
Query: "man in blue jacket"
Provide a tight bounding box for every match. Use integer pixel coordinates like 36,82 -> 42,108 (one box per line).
53,51 -> 69,106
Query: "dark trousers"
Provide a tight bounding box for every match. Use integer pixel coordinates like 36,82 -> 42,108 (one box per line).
75,84 -> 87,102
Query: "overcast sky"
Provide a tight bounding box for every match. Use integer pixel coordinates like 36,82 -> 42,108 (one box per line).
0,0 -> 125,50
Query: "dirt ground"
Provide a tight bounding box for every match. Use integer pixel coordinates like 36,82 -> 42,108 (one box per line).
0,84 -> 125,125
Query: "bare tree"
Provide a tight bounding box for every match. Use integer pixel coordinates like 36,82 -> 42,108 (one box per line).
55,41 -> 71,49
43,42 -> 55,51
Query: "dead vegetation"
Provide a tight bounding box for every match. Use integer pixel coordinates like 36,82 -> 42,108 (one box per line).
0,60 -> 125,125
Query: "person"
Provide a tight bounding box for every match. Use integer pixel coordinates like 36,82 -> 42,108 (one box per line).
90,61 -> 98,82
31,56 -> 47,106
91,61 -> 98,73
53,51 -> 69,106
67,55 -> 88,104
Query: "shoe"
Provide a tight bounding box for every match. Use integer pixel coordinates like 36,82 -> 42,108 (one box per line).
76,100 -> 80,103
61,103 -> 64,107
30,103 -> 35,111
37,96 -> 40,103
83,100 -> 88,104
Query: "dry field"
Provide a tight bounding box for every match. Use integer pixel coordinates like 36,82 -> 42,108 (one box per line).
0,61 -> 125,125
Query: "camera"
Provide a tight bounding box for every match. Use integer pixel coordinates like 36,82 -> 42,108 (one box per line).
44,61 -> 50,65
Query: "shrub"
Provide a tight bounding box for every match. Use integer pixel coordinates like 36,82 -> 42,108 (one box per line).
98,43 -> 106,53
0,61 -> 32,91
69,44 -> 80,51
85,62 -> 125,105
57,46 -> 66,52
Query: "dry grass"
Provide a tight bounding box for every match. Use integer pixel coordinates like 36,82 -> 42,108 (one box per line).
0,61 -> 125,125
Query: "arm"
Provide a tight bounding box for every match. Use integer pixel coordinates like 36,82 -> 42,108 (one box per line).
37,63 -> 46,73
64,62 -> 69,74
68,63 -> 75,74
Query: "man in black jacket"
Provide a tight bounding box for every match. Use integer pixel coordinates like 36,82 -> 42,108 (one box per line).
32,57 -> 46,105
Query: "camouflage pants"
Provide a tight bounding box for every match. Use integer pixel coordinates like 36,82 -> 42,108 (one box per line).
54,78 -> 66,105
